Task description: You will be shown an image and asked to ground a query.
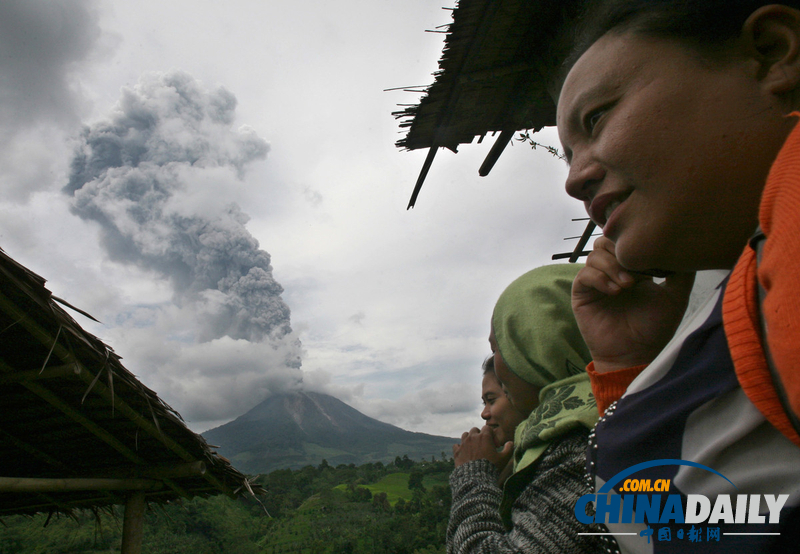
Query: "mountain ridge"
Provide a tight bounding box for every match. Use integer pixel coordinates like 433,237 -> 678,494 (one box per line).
202,391 -> 457,474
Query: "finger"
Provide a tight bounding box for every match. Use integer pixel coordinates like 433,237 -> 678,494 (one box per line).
573,264 -> 632,299
496,441 -> 515,467
469,427 -> 481,435
479,425 -> 497,444
461,431 -> 469,441
588,238 -> 638,286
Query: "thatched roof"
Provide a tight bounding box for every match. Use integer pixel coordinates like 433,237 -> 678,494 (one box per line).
0,248 -> 261,517
395,0 -> 583,208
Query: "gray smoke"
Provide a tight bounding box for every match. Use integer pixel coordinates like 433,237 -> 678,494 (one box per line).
64,71 -> 299,361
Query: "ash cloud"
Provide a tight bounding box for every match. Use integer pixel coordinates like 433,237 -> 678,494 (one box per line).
63,71 -> 303,423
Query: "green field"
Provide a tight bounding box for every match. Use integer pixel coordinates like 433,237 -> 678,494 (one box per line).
332,472 -> 449,506
0,459 -> 452,554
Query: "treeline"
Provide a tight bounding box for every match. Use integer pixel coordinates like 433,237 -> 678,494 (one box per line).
0,455 -> 453,554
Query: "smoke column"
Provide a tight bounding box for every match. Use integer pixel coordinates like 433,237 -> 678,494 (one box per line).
63,71 -> 302,410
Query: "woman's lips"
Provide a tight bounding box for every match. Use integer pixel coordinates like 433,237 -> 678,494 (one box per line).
588,190 -> 631,228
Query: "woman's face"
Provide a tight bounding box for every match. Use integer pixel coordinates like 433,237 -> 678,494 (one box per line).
557,30 -> 792,272
481,372 -> 526,446
489,327 -> 541,416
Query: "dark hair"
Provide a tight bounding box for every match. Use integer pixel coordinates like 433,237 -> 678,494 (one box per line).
482,354 -> 495,376
566,0 -> 800,70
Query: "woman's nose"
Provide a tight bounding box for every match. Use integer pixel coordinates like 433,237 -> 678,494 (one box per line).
565,156 -> 605,202
481,405 -> 491,421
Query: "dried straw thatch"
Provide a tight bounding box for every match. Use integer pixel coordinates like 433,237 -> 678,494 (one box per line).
0,247 -> 262,518
394,0 -> 583,208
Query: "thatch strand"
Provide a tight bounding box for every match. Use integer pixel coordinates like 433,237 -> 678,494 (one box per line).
39,324 -> 61,375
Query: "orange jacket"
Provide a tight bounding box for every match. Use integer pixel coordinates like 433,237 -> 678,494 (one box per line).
723,117 -> 800,447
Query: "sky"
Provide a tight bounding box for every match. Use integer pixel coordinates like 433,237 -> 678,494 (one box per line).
0,0 -> 590,439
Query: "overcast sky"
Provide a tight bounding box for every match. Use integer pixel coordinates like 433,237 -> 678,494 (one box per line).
0,0 -> 588,439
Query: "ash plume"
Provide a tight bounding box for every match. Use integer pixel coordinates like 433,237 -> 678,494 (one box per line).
64,71 -> 300,372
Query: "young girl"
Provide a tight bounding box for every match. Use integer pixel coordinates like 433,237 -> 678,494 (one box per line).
557,2 -> 800,552
480,355 -> 526,474
448,264 -> 603,553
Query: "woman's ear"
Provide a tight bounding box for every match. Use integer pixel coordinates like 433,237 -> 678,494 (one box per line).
743,5 -> 800,95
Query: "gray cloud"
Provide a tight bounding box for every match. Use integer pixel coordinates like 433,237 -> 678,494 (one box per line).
63,71 -> 303,418
0,0 -> 100,133
303,186 -> 323,206
0,0 -> 100,135
348,311 -> 366,325
0,0 -> 103,200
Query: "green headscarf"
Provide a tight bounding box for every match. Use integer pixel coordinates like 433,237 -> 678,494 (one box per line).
491,264 -> 598,528
492,263 -> 591,388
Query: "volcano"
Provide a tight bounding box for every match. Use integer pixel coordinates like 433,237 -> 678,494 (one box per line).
202,391 -> 457,474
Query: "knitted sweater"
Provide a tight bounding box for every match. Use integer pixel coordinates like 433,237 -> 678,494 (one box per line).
723,116 -> 800,446
446,428 -> 609,554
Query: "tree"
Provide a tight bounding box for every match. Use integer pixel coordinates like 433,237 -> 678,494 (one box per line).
372,492 -> 391,513
408,470 -> 425,492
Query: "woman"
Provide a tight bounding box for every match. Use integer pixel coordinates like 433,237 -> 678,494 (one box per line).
447,264 -> 606,554
480,355 -> 526,463
556,2 -> 800,552
480,355 -> 526,486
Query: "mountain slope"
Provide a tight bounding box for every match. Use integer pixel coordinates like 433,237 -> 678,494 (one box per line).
202,391 -> 457,474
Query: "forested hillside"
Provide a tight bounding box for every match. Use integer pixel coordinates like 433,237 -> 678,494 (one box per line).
0,455 -> 452,554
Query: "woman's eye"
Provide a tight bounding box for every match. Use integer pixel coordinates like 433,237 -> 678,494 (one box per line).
586,109 -> 605,132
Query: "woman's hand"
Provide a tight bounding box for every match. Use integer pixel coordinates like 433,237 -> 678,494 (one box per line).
572,236 -> 695,373
453,426 -> 514,470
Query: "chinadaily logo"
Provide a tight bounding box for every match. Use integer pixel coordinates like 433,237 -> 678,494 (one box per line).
574,459 -> 788,544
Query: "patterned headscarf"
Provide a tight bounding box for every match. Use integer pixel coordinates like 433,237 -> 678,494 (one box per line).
492,264 -> 598,527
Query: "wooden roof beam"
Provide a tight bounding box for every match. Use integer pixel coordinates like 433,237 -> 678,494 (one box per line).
569,221 -> 597,263
100,461 -> 207,481
407,147 -> 438,209
478,127 -> 515,177
0,476 -> 163,493
0,364 -> 79,385
551,221 -> 596,262
0,493 -> 155,516
0,426 -> 125,506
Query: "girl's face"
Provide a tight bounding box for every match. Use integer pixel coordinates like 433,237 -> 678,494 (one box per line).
481,372 -> 526,447
557,30 -> 792,272
489,327 -> 541,416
